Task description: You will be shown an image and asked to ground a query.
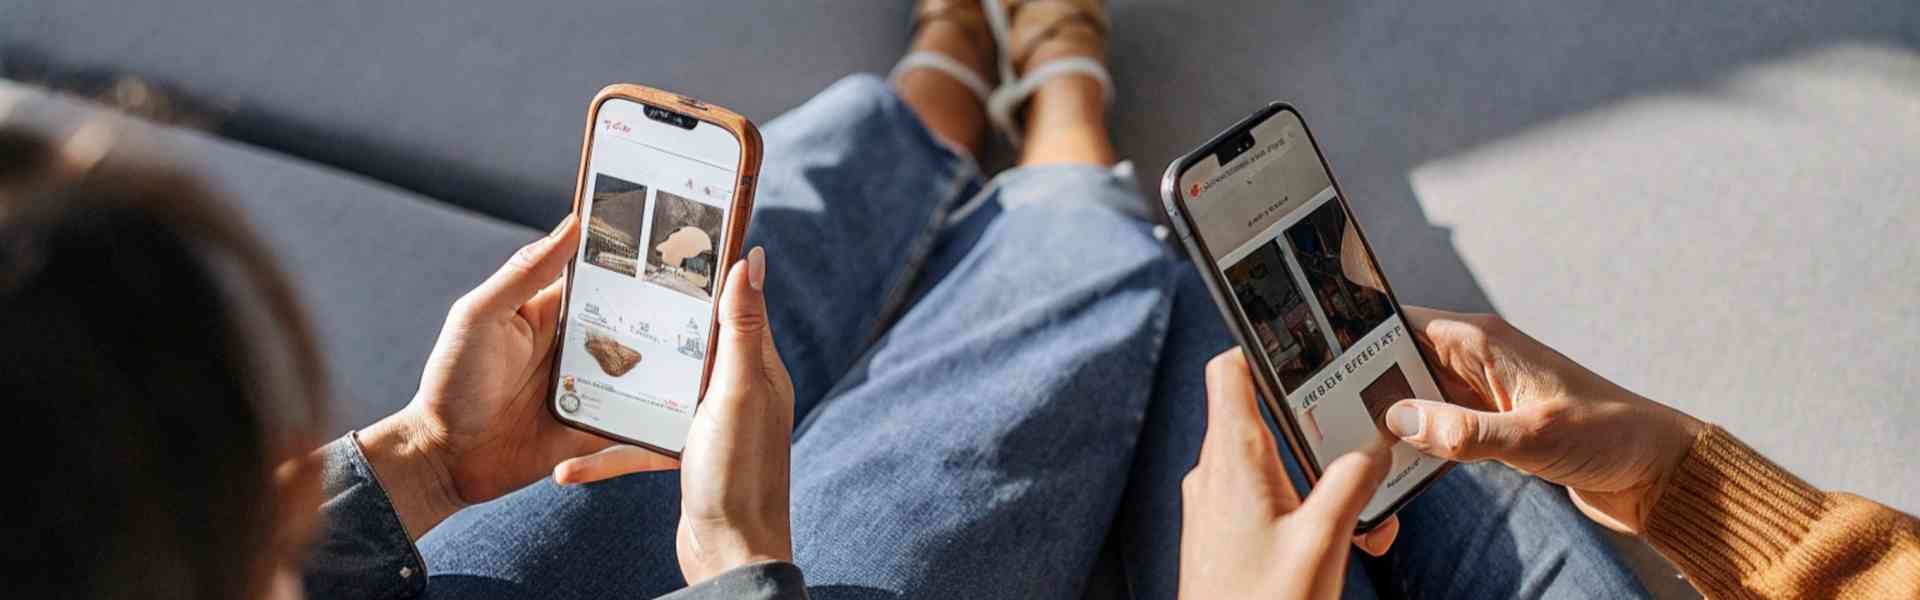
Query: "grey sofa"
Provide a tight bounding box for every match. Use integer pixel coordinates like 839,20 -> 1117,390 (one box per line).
6,1 -> 1916,598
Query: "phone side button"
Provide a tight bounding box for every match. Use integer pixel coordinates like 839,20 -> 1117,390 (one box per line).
1168,215 -> 1192,241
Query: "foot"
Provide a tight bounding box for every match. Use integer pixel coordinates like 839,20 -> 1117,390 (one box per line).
895,0 -> 1001,154
910,0 -> 998,87
996,0 -> 1115,164
1004,0 -> 1108,77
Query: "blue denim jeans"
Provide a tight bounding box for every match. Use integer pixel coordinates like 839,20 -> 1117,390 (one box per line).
416,75 -> 1647,600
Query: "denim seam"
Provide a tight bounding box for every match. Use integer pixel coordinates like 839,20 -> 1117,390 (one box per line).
793,169 -> 974,443
793,82 -> 982,440
862,155 -> 979,348
854,82 -> 984,347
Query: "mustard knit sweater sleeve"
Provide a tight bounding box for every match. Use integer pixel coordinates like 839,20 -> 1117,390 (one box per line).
1644,425 -> 1920,599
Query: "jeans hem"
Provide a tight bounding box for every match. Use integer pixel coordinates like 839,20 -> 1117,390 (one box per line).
946,160 -> 1148,227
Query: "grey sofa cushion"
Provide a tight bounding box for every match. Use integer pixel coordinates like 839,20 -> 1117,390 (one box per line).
6,0 -> 1914,317
2,79 -> 541,431
0,1 -> 909,228
6,0 -> 1914,244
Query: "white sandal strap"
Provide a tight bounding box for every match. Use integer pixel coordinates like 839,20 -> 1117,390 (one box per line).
985,56 -> 1113,146
981,0 -> 1019,86
888,51 -> 994,105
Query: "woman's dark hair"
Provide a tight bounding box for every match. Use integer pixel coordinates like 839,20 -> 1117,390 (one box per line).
0,125 -> 329,598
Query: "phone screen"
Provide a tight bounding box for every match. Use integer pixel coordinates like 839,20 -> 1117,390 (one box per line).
1176,108 -> 1448,522
554,97 -> 741,453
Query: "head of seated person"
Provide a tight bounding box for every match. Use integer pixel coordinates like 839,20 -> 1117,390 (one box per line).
0,125 -> 327,599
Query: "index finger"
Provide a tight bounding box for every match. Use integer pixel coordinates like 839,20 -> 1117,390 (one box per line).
553,444 -> 680,484
1401,305 -> 1464,335
464,214 -> 580,317
1294,442 -> 1393,529
1399,305 -> 1490,409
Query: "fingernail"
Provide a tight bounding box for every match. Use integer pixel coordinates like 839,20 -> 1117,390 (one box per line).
549,214 -> 576,239
747,246 -> 766,290
1386,403 -> 1421,438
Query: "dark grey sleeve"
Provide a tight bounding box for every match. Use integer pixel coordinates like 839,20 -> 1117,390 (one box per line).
656,562 -> 809,600
301,433 -> 429,600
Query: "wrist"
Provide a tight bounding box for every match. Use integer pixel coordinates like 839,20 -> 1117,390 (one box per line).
1647,402 -> 1707,489
678,516 -> 793,584
1624,397 -> 1708,529
359,411 -> 465,540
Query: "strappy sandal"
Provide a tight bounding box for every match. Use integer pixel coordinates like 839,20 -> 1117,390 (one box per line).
983,0 -> 1114,146
888,0 -> 1000,110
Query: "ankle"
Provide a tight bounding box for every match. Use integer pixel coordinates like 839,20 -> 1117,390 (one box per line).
1019,29 -> 1108,128
898,18 -> 995,156
1015,19 -> 1106,114
912,20 -> 994,80
1008,17 -> 1112,165
1017,22 -> 1103,70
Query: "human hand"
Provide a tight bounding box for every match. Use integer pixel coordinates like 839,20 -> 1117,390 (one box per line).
1179,349 -> 1399,600
1382,307 -> 1705,533
551,247 -> 796,584
359,215 -> 674,537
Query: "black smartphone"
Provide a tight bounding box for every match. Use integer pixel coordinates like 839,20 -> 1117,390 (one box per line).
1160,103 -> 1454,532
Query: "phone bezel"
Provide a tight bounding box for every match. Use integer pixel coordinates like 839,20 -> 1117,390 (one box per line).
1159,102 -> 1456,532
546,85 -> 763,459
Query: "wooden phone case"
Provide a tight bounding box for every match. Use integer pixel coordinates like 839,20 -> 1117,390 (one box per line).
547,84 -> 764,458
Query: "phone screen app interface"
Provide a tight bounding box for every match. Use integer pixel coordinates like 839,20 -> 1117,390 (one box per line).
556,98 -> 739,452
1180,111 -> 1447,519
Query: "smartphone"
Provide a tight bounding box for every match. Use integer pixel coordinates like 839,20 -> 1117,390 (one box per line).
1160,103 -> 1454,531
547,85 -> 762,458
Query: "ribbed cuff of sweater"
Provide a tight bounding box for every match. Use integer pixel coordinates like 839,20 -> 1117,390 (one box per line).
1644,424 -> 1825,599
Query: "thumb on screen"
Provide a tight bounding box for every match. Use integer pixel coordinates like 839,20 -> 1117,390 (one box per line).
1384,399 -> 1534,463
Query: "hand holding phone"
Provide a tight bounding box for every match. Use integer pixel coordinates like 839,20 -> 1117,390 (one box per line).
1387,306 -> 1705,534
1162,104 -> 1456,531
354,87 -> 790,575
556,247 -> 799,584
541,85 -> 796,584
360,211 -> 685,538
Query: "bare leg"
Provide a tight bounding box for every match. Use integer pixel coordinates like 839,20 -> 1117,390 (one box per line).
894,20 -> 994,157
1017,27 -> 1115,167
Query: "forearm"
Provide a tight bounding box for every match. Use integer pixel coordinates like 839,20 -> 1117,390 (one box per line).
1645,425 -> 1920,599
357,412 -> 465,540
